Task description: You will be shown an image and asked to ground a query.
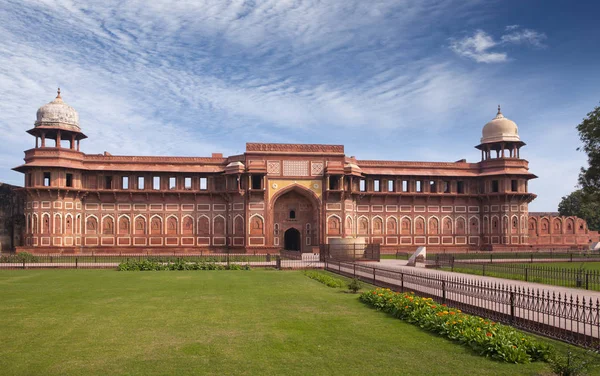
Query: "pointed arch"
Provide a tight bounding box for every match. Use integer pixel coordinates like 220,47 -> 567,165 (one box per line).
552,217 -> 563,234
32,213 -> 39,234
118,214 -> 130,235
182,215 -> 194,235
491,215 -> 500,234
511,215 -> 519,234
248,214 -> 263,236
540,217 -> 550,235
65,213 -> 73,235
414,216 -> 425,235
197,215 -> 210,236
386,216 -> 398,235
442,216 -> 453,235
134,214 -> 147,235
85,215 -> 98,235
26,213 -> 31,234
400,216 -> 412,235
469,215 -> 480,235
75,214 -> 81,234
166,215 -> 178,235
102,215 -> 115,235
528,217 -> 537,233
327,214 -> 341,235
455,216 -> 466,235
502,215 -> 509,234
233,214 -> 244,235
565,217 -> 575,234
428,216 -> 439,235
149,214 -> 162,235
482,215 -> 489,234
345,215 -> 353,235
357,215 -> 369,235
372,216 -> 384,235
54,213 -> 62,234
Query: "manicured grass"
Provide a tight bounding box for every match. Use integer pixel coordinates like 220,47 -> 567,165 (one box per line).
0,270 -> 586,375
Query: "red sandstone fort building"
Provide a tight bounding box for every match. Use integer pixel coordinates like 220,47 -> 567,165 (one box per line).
11,90 -> 599,254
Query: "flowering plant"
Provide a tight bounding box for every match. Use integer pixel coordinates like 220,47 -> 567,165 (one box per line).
360,288 -> 552,364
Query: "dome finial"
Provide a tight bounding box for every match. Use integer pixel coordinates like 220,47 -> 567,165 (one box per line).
56,87 -> 61,99
497,104 -> 501,115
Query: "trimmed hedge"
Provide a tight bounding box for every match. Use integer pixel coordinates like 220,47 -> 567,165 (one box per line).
360,288 -> 553,364
303,271 -> 345,288
118,260 -> 250,271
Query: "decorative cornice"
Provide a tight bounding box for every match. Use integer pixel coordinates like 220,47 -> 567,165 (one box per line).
246,142 -> 344,153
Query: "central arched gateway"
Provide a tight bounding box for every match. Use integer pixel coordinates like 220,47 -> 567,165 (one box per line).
270,185 -> 320,252
284,228 -> 301,251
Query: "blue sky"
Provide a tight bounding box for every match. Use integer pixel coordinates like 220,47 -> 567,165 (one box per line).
1,0 -> 599,211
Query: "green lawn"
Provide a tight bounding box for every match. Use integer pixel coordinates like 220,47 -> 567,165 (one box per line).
0,270 -> 588,375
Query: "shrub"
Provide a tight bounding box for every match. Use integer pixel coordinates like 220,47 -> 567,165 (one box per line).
348,278 -> 362,293
303,271 -> 345,288
117,260 -> 246,271
548,350 -> 597,376
360,288 -> 553,364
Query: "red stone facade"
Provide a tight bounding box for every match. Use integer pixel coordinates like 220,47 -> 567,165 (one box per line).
12,93 -> 599,254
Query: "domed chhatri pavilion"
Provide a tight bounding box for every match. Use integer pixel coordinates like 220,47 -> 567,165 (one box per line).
12,91 -> 599,254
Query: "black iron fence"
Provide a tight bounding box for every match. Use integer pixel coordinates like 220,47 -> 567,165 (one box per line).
319,243 -> 380,262
430,251 -> 600,265
431,260 -> 600,291
325,260 -> 600,350
0,253 -> 321,270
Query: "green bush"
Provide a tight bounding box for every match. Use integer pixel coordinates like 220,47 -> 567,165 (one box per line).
0,252 -> 40,263
360,288 -> 553,364
303,271 -> 345,288
117,260 -> 251,271
347,278 -> 362,293
548,350 -> 597,376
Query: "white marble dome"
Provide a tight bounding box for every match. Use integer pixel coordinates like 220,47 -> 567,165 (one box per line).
481,106 -> 520,144
35,89 -> 80,130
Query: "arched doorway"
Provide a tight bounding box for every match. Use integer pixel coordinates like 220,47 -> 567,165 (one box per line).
284,228 -> 301,251
271,186 -> 319,251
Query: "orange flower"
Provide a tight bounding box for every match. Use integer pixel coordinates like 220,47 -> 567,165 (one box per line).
486,332 -> 492,337
431,305 -> 437,309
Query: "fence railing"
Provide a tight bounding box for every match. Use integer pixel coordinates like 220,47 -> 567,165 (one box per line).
431,260 -> 600,291
325,260 -> 600,350
0,253 -> 322,270
430,251 -> 600,264
319,243 -> 380,261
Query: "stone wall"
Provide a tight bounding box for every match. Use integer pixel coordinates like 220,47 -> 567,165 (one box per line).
0,183 -> 24,252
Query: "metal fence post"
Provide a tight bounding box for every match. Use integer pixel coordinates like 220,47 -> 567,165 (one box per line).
482,264 -> 485,276
442,280 -> 446,304
22,259 -> 25,269
76,257 -> 78,269
509,291 -> 515,324
373,267 -> 376,284
276,256 -> 281,270
401,273 -> 404,292
353,263 -> 356,278
525,267 -> 528,282
586,273 -> 589,290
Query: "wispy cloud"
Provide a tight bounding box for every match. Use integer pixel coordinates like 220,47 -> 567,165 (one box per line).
0,1 -> 593,212
450,25 -> 547,63
450,30 -> 508,63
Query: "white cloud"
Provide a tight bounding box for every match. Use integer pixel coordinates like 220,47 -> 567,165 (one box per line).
450,30 -> 507,63
501,28 -> 547,47
451,26 -> 546,63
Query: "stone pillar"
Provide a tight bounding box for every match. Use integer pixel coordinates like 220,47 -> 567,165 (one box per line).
41,132 -> 46,147
77,139 -> 80,151
35,137 -> 39,148
56,130 -> 61,148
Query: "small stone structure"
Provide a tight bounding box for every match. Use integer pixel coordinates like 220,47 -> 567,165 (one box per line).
407,246 -> 427,267
327,237 -> 367,259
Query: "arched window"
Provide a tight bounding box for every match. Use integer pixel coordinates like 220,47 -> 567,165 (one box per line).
289,210 -> 296,219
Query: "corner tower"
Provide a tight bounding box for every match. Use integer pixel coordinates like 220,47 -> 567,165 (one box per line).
27,88 -> 87,151
475,106 -> 536,249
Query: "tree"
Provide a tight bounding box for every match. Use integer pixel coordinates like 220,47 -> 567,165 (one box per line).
577,103 -> 600,194
558,190 -> 600,231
